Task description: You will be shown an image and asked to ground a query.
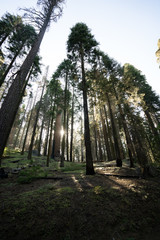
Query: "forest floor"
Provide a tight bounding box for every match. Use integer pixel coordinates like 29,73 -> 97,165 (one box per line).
1,151 -> 160,240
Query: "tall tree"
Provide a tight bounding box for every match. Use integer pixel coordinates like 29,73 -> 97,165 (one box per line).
67,23 -> 98,174
0,0 -> 65,162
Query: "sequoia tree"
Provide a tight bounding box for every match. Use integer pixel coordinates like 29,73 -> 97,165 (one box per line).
67,23 -> 98,174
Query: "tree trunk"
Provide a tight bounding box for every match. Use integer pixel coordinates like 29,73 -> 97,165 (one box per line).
60,74 -> 68,167
43,117 -> 50,156
81,113 -> 84,163
21,109 -> 34,155
13,96 -> 31,149
54,112 -> 62,159
66,110 -> 69,162
97,127 -> 103,162
0,4 -> 55,162
80,50 -> 95,174
47,113 -> 54,167
104,106 -> 115,160
37,115 -> 45,156
13,71 -> 33,148
100,108 -> 112,161
27,79 -> 46,160
70,86 -> 75,162
106,93 -> 122,167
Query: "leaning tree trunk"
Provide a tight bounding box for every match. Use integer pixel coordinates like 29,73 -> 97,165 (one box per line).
80,50 -> 95,175
112,85 -> 137,167
21,86 -> 38,155
106,93 -> 122,167
13,95 -> 31,149
0,4 -> 55,162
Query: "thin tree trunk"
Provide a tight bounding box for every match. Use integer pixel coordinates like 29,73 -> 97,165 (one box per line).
43,116 -> 50,156
37,115 -> 45,156
112,86 -> 136,167
81,113 -> 84,163
21,87 -> 38,155
104,106 -> 115,160
80,50 -> 95,174
92,109 -> 98,162
27,78 -> 46,160
13,96 -> 31,149
106,93 -> 122,167
13,70 -> 33,148
47,113 -> 54,167
97,127 -> 103,162
54,112 -> 62,159
100,108 -> 112,161
70,86 -> 75,162
66,110 -> 69,162
60,74 -> 68,167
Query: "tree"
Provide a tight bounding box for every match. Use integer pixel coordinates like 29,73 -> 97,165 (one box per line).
0,13 -> 22,47
67,23 -> 98,175
46,73 -> 63,166
0,0 -> 65,162
0,24 -> 37,87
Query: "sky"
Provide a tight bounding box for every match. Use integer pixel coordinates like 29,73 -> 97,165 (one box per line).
0,0 -> 160,95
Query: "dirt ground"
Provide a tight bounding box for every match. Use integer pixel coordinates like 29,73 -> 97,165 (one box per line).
1,164 -> 160,240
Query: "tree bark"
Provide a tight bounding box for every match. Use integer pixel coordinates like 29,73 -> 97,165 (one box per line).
70,86 -> 75,162
80,49 -> 95,174
53,112 -> 62,158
